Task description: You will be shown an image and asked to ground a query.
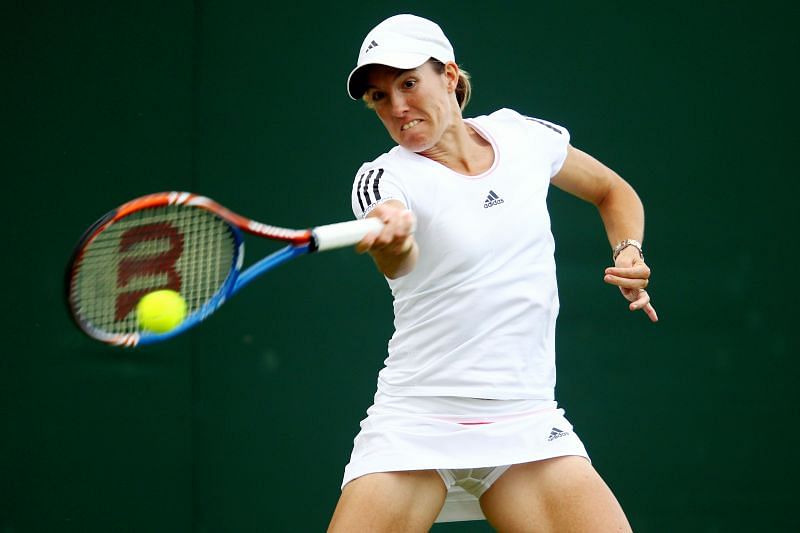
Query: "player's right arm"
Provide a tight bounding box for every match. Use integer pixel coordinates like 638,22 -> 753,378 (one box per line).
355,200 -> 418,279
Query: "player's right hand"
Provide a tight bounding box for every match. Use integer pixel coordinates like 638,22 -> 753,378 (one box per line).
356,201 -> 415,255
356,200 -> 418,278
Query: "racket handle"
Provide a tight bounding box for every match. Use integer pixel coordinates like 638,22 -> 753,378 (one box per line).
312,218 -> 384,251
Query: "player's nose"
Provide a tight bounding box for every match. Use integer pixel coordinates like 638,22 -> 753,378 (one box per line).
390,92 -> 409,117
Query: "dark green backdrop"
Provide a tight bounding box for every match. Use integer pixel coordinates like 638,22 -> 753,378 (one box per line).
2,1 -> 797,531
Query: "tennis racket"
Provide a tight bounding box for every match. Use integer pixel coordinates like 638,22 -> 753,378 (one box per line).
66,191 -> 384,347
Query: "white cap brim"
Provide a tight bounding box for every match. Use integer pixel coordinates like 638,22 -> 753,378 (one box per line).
347,51 -> 431,100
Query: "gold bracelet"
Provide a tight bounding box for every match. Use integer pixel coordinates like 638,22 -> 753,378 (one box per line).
613,239 -> 643,261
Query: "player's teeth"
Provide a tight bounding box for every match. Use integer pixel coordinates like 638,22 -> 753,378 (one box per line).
402,120 -> 420,131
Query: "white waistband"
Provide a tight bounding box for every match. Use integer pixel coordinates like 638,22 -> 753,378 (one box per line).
371,391 -> 557,424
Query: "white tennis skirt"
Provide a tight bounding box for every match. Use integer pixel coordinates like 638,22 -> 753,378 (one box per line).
341,391 -> 589,523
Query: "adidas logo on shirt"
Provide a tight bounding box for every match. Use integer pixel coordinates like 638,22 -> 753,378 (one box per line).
547,427 -> 569,441
484,190 -> 504,208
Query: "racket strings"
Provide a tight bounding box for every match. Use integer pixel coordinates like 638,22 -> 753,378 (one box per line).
72,205 -> 236,335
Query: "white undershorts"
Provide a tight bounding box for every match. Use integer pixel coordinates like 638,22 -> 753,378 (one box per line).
435,465 -> 511,522
341,392 -> 589,522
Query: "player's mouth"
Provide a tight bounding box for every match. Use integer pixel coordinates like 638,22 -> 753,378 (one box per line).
401,119 -> 422,131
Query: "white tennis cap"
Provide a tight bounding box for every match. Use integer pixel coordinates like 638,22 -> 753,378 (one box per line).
347,14 -> 455,100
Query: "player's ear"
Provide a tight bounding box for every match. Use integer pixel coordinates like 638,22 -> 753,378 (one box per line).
443,62 -> 459,92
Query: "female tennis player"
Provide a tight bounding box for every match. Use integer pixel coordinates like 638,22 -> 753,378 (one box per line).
329,14 -> 656,532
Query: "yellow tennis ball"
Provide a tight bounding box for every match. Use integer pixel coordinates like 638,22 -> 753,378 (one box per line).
136,290 -> 187,333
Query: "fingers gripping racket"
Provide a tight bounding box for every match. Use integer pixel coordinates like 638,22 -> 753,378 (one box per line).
66,191 -> 383,347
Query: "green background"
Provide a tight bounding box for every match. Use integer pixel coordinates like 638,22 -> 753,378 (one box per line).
2,0 -> 797,531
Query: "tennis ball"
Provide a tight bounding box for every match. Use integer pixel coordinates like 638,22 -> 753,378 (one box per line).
136,289 -> 187,333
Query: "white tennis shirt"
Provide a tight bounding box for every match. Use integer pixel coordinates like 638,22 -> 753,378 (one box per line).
351,108 -> 570,400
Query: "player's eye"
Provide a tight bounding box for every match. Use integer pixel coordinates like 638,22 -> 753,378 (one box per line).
370,90 -> 385,102
403,79 -> 417,89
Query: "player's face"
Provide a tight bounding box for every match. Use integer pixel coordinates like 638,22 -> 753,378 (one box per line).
364,62 -> 455,153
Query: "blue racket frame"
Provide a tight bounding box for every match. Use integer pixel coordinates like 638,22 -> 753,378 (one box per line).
134,238 -> 311,346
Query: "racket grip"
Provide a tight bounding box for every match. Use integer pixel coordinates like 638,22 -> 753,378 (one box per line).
312,218 -> 385,251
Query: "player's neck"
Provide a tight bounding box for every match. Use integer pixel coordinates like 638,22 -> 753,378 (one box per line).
419,121 -> 494,176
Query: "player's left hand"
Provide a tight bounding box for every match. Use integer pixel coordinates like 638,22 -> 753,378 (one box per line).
603,247 -> 658,322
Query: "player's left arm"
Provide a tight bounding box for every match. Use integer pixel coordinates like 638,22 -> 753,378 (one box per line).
551,144 -> 658,322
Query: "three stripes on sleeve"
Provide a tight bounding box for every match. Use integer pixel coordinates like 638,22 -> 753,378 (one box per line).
354,168 -> 384,214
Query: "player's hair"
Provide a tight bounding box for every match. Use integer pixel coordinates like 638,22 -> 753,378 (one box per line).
361,59 -> 472,111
